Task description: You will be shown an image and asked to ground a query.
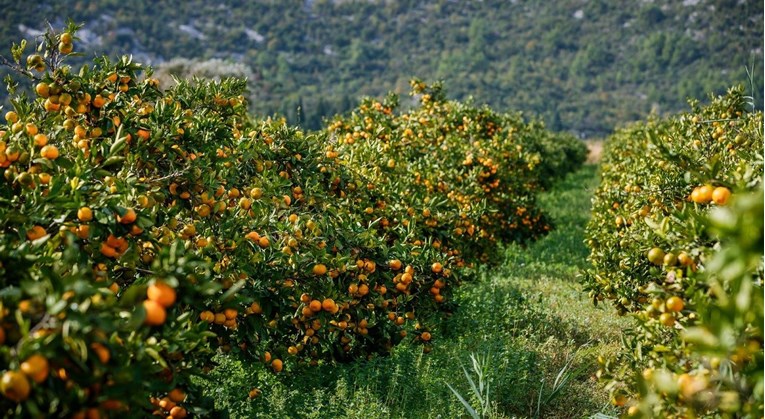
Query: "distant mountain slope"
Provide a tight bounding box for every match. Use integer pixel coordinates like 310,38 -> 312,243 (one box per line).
1,0 -> 762,136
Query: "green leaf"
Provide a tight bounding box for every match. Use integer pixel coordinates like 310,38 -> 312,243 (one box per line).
120,284 -> 146,308
101,156 -> 126,168
49,299 -> 67,315
446,382 -> 480,419
220,279 -> 246,302
145,347 -> 168,369
109,126 -> 128,156
682,327 -> 719,348
95,208 -> 114,225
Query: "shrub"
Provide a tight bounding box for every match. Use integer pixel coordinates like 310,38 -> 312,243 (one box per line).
327,80 -> 586,265
0,26 -> 582,416
584,86 -> 763,417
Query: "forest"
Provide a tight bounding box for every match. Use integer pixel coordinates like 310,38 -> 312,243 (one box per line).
0,0 -> 761,136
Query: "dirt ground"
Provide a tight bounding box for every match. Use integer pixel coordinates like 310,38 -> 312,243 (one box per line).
586,140 -> 603,164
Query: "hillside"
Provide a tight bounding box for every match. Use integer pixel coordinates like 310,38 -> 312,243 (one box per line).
1,0 -> 762,136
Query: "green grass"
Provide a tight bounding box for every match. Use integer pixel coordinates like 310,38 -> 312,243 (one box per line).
199,164 -> 630,418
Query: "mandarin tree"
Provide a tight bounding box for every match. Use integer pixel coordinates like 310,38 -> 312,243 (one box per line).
0,24 -> 585,417
584,87 -> 763,417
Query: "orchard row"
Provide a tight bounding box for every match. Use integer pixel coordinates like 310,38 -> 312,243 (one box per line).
0,26 -> 585,417
584,87 -> 763,417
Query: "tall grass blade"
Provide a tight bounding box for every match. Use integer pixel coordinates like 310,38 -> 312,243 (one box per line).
446,382 -> 481,419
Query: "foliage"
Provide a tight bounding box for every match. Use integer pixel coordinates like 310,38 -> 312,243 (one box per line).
0,26 -> 583,416
583,87 -> 763,417
197,164 -> 628,418
326,80 -> 586,265
632,188 -> 764,417
446,352 -> 493,419
0,0 -> 762,136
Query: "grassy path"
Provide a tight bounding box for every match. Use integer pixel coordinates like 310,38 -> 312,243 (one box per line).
203,164 -> 630,418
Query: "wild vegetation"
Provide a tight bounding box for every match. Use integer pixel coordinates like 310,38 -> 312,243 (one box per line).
1,0 -> 762,136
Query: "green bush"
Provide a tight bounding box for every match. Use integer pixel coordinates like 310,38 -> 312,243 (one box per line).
327,80 -> 586,265
584,86 -> 763,417
0,26 -> 582,416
